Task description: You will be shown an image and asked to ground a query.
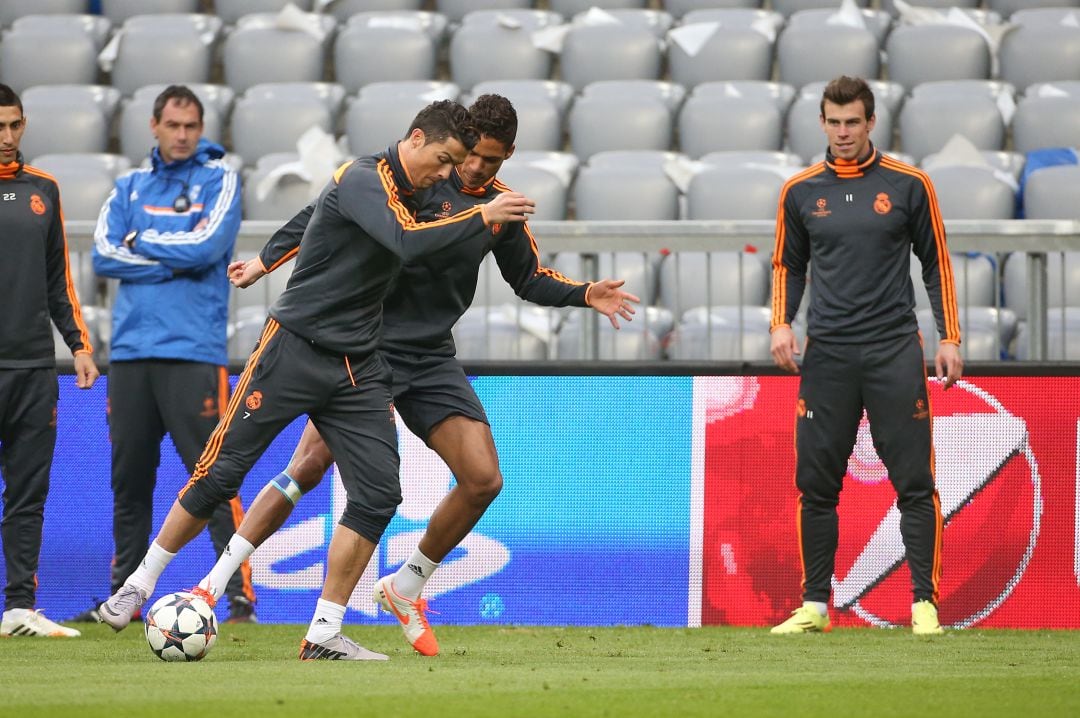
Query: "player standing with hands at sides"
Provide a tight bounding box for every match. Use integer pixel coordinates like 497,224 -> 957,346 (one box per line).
88,85 -> 255,624
769,76 -> 963,636
96,100 -> 536,660
200,94 -> 638,659
0,83 -> 100,638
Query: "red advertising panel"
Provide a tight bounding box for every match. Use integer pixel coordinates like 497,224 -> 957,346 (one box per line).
700,376 -> 1080,629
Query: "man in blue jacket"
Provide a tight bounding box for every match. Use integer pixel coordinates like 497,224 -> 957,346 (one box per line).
90,85 -> 255,623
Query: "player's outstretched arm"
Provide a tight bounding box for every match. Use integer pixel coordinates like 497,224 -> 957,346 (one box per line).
585,279 -> 640,329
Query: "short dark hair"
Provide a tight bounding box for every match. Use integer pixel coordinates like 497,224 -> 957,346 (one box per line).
0,83 -> 23,115
152,84 -> 204,123
820,76 -> 875,120
468,94 -> 518,148
407,100 -> 478,151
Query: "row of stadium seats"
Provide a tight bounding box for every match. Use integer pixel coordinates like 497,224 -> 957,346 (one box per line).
16,76 -> 1080,169
2,0 -> 1075,27
2,4 -> 1080,96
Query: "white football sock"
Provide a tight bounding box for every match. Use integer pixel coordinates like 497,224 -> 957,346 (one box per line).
804,601 -> 829,616
199,534 -> 256,601
125,541 -> 177,595
305,599 -> 346,644
392,549 -> 440,600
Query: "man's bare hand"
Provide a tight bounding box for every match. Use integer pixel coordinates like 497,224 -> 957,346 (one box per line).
228,258 -> 266,289
935,341 -> 963,390
586,279 -> 640,329
73,352 -> 100,389
770,326 -> 801,373
480,191 -> 536,224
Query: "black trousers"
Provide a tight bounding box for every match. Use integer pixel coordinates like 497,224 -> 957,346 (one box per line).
0,368 -> 57,611
108,360 -> 253,603
179,321 -> 400,546
795,333 -> 943,605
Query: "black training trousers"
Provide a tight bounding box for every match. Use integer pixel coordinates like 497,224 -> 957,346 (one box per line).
0,368 -> 57,611
107,360 -> 253,603
795,333 -> 943,606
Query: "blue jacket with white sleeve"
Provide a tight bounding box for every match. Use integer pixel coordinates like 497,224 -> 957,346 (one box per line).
92,138 -> 240,365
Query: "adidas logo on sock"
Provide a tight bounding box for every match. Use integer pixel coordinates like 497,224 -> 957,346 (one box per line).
408,563 -> 424,577
315,617 -> 329,624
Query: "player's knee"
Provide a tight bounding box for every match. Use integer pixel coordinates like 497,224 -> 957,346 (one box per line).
286,452 -> 333,493
459,466 -> 503,508
338,502 -> 395,544
179,477 -> 237,520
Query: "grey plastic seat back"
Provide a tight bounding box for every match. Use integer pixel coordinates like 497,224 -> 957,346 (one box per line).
0,27 -> 98,91
0,0 -> 90,27
449,22 -> 555,93
223,23 -> 329,93
494,164 -> 568,220
885,24 -> 991,90
773,0 -> 869,16
776,25 -> 879,91
898,93 -> 1005,163
666,0 -> 762,19
243,153 -> 320,221
110,20 -> 216,96
925,165 -> 1016,220
1023,165 -> 1080,219
685,165 -> 786,220
20,94 -> 108,159
787,7 -> 891,45
690,80 -> 796,115
999,23 -> 1080,92
230,92 -> 333,166
1011,96 -> 1080,153
438,0 -> 533,24
668,26 -> 774,88
679,95 -> 783,158
559,24 -> 662,91
568,94 -> 673,160
102,0 -> 199,24
334,24 -> 437,94
10,13 -> 111,47
40,164 -> 116,221
572,162 -> 680,220
659,252 -> 771,314
216,0 -> 314,25
581,79 -> 685,113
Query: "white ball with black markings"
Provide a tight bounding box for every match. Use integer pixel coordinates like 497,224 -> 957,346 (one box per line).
144,591 -> 218,662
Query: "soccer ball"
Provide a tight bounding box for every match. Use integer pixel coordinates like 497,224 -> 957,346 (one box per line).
144,591 -> 218,662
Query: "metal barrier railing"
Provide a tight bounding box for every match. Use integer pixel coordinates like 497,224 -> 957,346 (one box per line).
65,218 -> 1080,362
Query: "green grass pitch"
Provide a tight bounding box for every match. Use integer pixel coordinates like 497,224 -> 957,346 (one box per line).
2,625 -> 1078,717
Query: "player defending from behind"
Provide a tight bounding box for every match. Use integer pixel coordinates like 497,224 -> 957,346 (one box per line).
194,94 -> 639,657
96,101 -> 536,661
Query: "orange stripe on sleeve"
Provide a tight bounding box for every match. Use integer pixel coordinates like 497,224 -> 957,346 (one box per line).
771,164 -> 825,329
880,157 -> 961,343
181,319 -> 280,496
26,167 -> 95,355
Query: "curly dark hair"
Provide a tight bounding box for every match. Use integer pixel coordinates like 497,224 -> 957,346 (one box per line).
468,94 -> 518,148
408,99 -> 479,150
820,75 -> 875,120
